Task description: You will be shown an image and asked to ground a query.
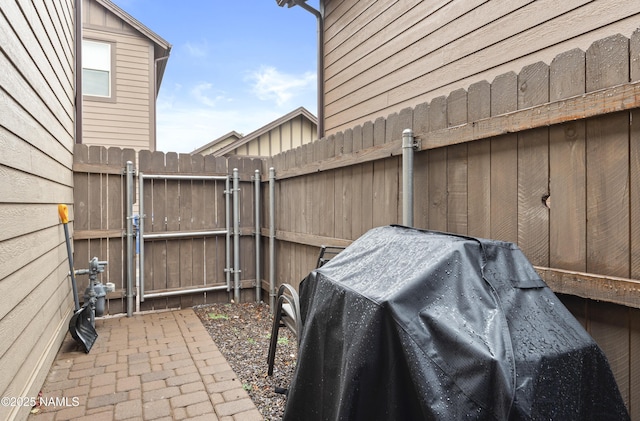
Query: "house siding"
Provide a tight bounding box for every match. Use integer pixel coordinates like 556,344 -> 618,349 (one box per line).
323,0 -> 640,134
231,115 -> 316,156
82,0 -> 153,151
0,0 -> 76,420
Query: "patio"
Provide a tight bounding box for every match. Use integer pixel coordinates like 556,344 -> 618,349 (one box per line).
28,309 -> 263,421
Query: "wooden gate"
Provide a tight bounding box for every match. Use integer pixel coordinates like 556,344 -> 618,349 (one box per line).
72,146 -> 263,314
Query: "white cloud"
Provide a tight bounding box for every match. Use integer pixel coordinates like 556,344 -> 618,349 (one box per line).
184,41 -> 208,58
248,66 -> 316,106
190,82 -> 228,107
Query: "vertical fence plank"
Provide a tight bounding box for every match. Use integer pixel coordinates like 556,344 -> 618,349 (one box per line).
165,153 -> 181,309
447,89 -> 468,235
178,154 -> 194,308
341,129 -> 353,240
106,147 -> 124,314
203,155 -> 219,294
88,146 -> 105,267
138,150 -> 152,311
333,132 -> 345,240
467,81 -> 491,238
549,49 -> 587,271
360,122 -> 374,233
372,118 -> 387,227
150,151 -> 168,310
413,102 -> 430,229
428,96 -> 447,231
517,62 -> 550,266
585,34 -> 630,278
350,126 -> 365,238
585,33 -> 630,407
490,72 -> 518,243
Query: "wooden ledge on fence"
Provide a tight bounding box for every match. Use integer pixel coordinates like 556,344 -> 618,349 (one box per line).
535,266 -> 640,309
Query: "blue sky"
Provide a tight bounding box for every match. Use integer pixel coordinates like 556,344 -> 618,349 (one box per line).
111,0 -> 320,153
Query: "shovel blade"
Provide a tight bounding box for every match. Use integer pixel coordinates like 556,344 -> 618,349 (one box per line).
69,306 -> 98,353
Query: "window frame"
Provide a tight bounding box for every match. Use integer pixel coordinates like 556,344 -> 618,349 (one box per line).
82,38 -> 116,102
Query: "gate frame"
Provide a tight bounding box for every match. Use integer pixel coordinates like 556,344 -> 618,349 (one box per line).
133,172 -> 233,312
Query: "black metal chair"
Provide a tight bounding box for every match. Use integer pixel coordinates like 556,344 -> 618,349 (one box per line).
267,245 -> 345,376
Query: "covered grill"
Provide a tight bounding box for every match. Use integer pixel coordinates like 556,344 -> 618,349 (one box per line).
283,225 -> 628,420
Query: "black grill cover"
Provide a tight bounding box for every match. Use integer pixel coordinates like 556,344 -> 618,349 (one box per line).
283,226 -> 628,420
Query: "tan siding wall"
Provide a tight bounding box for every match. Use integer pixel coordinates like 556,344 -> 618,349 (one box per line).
82,0 -> 153,151
229,116 -> 317,156
323,0 -> 640,134
0,0 -> 76,420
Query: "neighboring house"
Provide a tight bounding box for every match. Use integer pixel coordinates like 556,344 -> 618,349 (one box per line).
82,0 -> 171,151
0,1 -> 76,420
192,107 -> 318,157
191,131 -> 244,156
322,1 -> 640,134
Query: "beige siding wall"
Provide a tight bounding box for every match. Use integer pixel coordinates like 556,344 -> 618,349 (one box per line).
323,0 -> 640,134
82,0 -> 153,151
0,0 -> 76,420
232,116 -> 316,156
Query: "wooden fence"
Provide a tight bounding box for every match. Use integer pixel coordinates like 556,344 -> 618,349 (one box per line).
70,32 -> 640,418
72,145 -> 261,313
264,33 -> 640,415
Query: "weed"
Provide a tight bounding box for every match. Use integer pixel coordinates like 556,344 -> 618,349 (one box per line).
208,313 -> 229,320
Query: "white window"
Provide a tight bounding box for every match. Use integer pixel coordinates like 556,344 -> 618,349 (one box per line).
83,40 -> 111,97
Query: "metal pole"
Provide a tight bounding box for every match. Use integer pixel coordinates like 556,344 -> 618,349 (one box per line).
269,167 -> 276,311
225,177 -> 232,295
126,161 -> 134,317
233,168 -> 240,302
402,129 -> 415,227
139,172 -> 145,303
254,169 -> 261,302
143,230 -> 228,240
144,284 -> 228,299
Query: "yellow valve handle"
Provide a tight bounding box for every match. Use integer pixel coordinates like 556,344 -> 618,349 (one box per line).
58,204 -> 69,224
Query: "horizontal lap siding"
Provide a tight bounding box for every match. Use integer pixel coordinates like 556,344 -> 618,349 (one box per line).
82,2 -> 152,151
323,0 -> 640,134
0,1 -> 75,420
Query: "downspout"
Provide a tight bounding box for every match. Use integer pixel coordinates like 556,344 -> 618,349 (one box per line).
293,0 -> 324,139
153,56 -> 169,152
75,0 -> 82,144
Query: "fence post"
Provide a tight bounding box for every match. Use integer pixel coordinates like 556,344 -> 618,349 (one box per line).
233,168 -> 241,302
254,169 -> 261,302
269,167 -> 276,312
125,161 -> 134,317
402,129 -> 415,227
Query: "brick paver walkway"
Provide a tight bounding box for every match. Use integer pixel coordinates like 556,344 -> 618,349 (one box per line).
28,309 -> 263,421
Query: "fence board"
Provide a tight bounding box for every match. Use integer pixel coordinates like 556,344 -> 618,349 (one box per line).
447,90 -> 468,235
585,35 -> 630,278
549,49 -> 587,271
106,147 -> 124,314
164,153 -> 181,309
467,81 -> 491,238
177,155 -> 194,307
490,72 -> 518,243
150,152 -> 168,309
428,96 -> 447,231
517,62 -> 549,266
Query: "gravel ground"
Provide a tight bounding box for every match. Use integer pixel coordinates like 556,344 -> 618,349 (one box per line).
193,303 -> 297,421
